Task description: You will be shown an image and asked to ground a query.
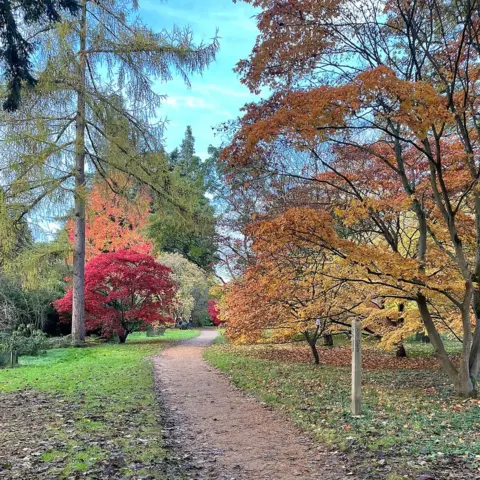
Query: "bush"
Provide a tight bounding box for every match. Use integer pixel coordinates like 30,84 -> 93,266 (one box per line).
0,329 -> 48,356
0,276 -> 63,333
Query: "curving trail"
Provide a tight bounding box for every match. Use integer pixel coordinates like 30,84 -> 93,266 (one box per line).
153,329 -> 353,479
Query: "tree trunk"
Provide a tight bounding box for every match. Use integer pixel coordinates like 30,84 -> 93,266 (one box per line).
323,333 -> 334,346
459,298 -> 475,396
469,292 -> 480,378
304,331 -> 320,365
118,332 -> 128,344
71,0 -> 87,346
417,294 -> 476,395
470,192 -> 480,378
309,341 -> 320,365
396,343 -> 407,358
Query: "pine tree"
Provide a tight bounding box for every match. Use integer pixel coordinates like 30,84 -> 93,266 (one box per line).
149,126 -> 217,270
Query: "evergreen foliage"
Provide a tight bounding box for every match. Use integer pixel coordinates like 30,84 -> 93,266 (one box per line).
148,126 -> 217,270
0,0 -> 79,111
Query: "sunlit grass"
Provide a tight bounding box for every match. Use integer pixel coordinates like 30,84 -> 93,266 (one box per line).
205,343 -> 479,477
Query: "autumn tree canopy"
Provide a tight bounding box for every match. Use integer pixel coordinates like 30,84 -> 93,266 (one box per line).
54,250 -> 176,343
68,178 -> 152,261
222,0 -> 480,395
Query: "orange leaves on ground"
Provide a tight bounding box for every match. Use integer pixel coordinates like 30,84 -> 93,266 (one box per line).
240,343 -> 451,371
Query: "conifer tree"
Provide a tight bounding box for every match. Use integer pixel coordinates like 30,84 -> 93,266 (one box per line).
0,0 -> 79,110
149,126 -> 217,270
0,0 -> 218,344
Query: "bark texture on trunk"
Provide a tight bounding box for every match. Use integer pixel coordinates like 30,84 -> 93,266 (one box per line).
72,0 -> 87,346
304,330 -> 320,365
309,342 -> 320,365
418,294 -> 477,396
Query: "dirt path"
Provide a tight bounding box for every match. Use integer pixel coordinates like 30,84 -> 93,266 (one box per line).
153,330 -> 353,479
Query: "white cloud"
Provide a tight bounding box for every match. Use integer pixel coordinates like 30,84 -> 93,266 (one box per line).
194,83 -> 253,99
163,96 -> 215,109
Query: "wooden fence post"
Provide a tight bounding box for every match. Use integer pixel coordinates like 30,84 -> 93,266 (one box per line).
351,320 -> 362,415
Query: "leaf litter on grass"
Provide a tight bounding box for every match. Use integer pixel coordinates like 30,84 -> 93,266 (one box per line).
205,345 -> 480,480
0,339 -> 197,479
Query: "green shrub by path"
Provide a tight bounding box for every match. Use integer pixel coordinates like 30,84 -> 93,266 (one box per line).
0,330 -> 198,478
205,345 -> 480,478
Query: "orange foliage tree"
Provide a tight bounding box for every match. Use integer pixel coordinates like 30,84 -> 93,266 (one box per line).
223,0 -> 480,395
67,178 -> 152,261
223,208 -> 406,364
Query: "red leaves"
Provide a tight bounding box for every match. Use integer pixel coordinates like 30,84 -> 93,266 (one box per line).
208,299 -> 223,326
54,250 -> 177,340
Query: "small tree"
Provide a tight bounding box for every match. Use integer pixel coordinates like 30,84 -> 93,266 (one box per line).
157,252 -> 209,325
54,250 -> 176,342
207,299 -> 222,327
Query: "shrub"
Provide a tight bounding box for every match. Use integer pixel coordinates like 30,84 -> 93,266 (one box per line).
0,329 -> 48,356
46,335 -> 72,349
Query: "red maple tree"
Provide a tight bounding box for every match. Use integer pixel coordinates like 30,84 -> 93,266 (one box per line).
207,299 -> 223,327
54,250 -> 177,342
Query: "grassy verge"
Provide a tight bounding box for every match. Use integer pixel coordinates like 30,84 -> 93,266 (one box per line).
0,329 -> 198,479
205,344 -> 480,479
127,329 -> 200,343
211,329 -> 227,345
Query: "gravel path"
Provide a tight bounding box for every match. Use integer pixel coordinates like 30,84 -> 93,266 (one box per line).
153,329 -> 353,479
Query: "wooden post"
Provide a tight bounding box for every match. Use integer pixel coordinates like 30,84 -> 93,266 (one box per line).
351,320 -> 362,415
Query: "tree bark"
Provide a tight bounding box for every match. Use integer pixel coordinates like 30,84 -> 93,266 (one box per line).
118,332 -> 128,344
396,343 -> 407,358
71,0 -> 87,346
459,296 -> 475,396
304,331 -> 320,365
417,294 -> 477,395
309,341 -> 320,365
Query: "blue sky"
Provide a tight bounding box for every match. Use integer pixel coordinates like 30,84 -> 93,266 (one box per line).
37,1 -> 259,239
139,0 -> 260,159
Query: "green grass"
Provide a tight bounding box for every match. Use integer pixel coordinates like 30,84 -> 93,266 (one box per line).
205,344 -> 480,478
0,330 -> 198,479
211,329 -> 227,345
126,328 -> 200,343
405,337 -> 462,357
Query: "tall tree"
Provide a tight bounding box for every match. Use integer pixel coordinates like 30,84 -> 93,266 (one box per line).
149,126 -> 217,270
0,0 -> 218,344
224,0 -> 480,395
